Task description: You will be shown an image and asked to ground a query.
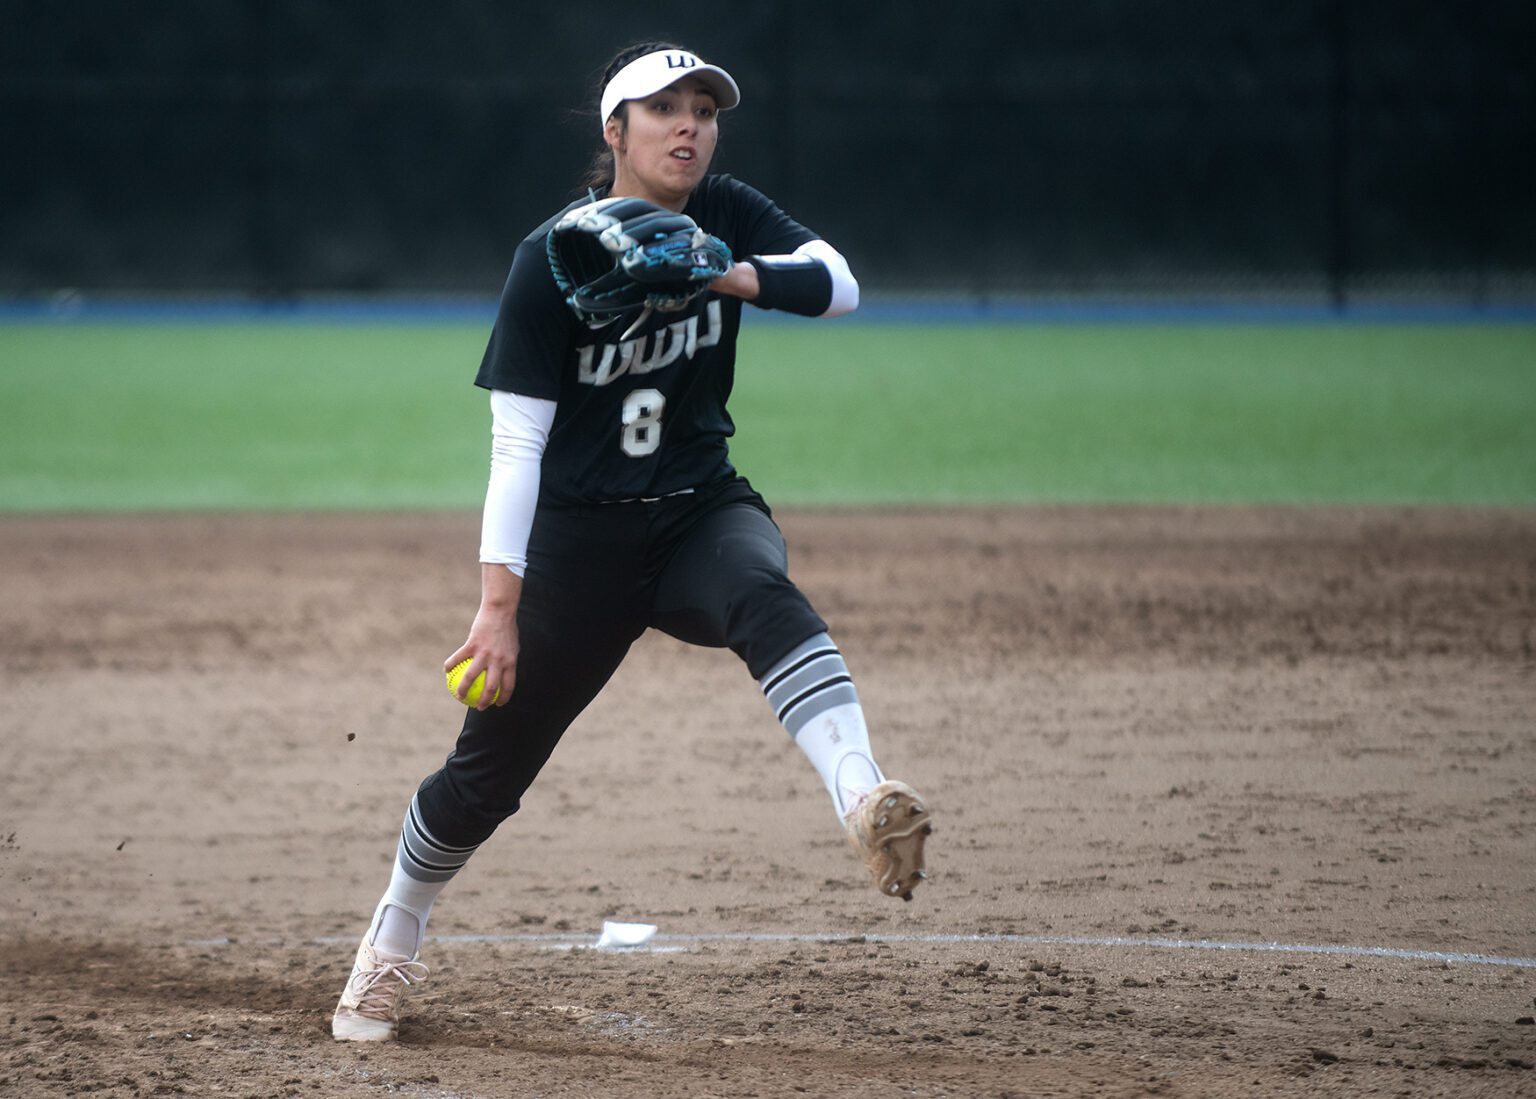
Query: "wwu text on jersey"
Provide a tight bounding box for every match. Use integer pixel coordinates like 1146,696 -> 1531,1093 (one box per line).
577,299 -> 723,387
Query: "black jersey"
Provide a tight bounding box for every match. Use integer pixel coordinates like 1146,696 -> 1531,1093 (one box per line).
476,175 -> 818,506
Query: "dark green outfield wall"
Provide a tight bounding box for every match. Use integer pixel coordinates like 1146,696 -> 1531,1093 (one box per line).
3,1 -> 1532,299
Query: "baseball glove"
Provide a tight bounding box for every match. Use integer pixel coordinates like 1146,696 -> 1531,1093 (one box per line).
546,196 -> 732,332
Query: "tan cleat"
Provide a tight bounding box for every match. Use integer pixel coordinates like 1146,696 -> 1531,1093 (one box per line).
331,939 -> 428,1042
843,780 -> 933,901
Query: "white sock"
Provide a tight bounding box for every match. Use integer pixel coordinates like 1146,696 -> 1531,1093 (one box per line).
367,858 -> 450,959
759,634 -> 887,819
793,702 -> 884,818
362,793 -> 485,959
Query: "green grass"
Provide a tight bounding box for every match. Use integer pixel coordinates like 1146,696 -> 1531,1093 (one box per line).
1,322 -> 1532,510
0,325 -> 492,510
730,324 -> 1536,505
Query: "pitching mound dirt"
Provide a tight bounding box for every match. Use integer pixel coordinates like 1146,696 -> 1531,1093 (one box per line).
2,507 -> 1533,1097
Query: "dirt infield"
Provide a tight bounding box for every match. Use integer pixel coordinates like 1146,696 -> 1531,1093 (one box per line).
2,506 -> 1534,1098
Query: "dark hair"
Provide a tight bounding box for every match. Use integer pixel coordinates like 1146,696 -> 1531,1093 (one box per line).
578,39 -> 690,194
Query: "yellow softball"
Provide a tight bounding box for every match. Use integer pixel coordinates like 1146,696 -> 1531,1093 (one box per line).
446,658 -> 499,707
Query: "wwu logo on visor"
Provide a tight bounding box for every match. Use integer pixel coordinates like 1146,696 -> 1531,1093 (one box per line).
666,54 -> 697,69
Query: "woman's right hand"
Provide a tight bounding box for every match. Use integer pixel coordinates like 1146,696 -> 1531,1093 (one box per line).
443,565 -> 524,711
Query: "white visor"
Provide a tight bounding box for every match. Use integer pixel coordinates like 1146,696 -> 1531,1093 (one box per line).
600,50 -> 740,126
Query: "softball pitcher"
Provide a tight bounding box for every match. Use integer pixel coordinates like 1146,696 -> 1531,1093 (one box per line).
333,40 -> 933,1041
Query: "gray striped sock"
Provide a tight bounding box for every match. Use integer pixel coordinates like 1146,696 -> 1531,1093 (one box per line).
395,794 -> 481,884
759,633 -> 862,737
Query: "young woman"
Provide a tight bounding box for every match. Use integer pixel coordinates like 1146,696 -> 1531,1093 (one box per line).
332,41 -> 933,1042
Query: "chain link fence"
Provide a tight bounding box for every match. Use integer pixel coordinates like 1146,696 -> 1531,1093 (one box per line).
3,1 -> 1532,303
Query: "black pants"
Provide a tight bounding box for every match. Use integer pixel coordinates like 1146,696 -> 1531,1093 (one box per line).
414,476 -> 827,849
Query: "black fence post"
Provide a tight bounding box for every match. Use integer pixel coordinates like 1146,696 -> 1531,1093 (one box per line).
1326,0 -> 1351,312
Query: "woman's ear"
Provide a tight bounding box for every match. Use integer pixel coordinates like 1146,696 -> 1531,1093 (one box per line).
603,115 -> 625,155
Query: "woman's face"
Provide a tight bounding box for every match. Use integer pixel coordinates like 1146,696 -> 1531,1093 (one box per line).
606,76 -> 719,209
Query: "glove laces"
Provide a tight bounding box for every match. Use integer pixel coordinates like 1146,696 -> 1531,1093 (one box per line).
620,304 -> 654,341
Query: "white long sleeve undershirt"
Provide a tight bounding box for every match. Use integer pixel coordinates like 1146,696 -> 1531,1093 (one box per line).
791,239 -> 859,317
478,389 -> 557,576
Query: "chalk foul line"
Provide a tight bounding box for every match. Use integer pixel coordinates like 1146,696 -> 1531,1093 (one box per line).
191,930 -> 1533,969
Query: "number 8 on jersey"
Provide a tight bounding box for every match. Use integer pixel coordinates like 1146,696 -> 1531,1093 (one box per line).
620,388 -> 665,457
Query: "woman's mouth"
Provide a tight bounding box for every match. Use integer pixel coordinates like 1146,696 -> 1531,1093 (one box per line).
670,148 -> 695,161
